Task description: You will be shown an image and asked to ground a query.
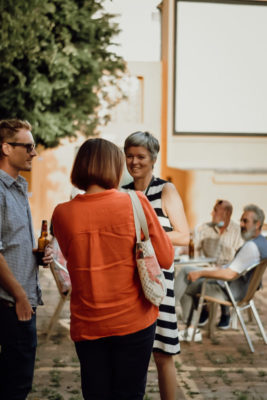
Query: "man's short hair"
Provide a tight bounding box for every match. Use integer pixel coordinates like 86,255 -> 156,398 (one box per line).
0,119 -> 32,158
244,204 -> 265,229
71,138 -> 124,191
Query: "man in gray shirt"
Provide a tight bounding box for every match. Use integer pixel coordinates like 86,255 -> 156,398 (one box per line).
0,119 -> 53,400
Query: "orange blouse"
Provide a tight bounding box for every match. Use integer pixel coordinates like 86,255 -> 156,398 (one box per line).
52,189 -> 174,341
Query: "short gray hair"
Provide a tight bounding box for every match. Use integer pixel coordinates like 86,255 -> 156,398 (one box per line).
243,204 -> 265,228
124,131 -> 160,161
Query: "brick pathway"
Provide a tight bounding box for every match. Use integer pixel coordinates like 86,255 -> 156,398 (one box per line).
28,268 -> 267,400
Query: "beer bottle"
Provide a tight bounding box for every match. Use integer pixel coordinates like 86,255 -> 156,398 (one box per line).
37,220 -> 49,265
188,231 -> 195,259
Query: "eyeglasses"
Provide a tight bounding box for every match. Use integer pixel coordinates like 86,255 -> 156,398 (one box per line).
7,142 -> 36,153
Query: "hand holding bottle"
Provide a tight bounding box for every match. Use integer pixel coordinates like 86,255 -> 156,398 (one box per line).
35,220 -> 53,266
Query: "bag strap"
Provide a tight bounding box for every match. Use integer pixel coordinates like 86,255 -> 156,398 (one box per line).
128,190 -> 149,242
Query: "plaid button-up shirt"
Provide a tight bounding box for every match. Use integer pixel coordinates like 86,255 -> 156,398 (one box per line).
0,169 -> 42,306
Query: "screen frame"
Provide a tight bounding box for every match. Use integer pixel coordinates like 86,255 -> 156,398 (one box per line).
173,0 -> 267,137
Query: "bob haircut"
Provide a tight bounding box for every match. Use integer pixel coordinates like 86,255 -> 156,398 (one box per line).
124,131 -> 160,161
71,138 -> 124,191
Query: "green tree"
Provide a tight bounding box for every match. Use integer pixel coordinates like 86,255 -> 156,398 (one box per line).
0,0 -> 125,147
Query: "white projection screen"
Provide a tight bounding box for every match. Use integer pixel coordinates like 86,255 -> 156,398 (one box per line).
174,0 -> 267,136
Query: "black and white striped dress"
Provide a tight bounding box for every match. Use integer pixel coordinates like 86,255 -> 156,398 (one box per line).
122,177 -> 180,355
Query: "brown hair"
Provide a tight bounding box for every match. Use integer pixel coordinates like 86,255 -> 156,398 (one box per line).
71,138 -> 124,191
0,119 -> 32,158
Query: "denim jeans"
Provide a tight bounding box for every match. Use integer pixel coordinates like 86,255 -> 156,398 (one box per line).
75,321 -> 157,400
0,304 -> 37,400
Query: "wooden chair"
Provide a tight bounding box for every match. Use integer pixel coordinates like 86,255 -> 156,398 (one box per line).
45,259 -> 71,340
192,259 -> 267,352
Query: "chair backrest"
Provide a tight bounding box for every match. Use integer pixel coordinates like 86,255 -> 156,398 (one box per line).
239,259 -> 267,304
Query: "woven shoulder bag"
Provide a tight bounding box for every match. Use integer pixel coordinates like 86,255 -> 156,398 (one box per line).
128,190 -> 167,307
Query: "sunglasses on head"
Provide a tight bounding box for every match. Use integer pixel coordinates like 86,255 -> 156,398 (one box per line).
7,142 -> 36,153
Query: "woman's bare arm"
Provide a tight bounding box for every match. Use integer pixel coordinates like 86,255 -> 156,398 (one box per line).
161,182 -> 190,246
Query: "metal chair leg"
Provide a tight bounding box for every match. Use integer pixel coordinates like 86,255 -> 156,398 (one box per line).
250,300 -> 267,344
235,308 -> 254,353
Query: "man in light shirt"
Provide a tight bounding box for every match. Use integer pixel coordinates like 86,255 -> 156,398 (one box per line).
176,199 -> 243,330
195,200 -> 243,267
194,200 -> 243,329
175,204 -> 267,342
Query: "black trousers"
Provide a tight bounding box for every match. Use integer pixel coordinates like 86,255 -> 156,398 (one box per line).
0,305 -> 37,400
75,321 -> 157,400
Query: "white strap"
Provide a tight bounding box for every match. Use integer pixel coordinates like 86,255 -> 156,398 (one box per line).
128,190 -> 149,242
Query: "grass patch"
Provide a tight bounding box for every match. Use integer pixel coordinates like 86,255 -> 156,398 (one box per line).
205,351 -> 224,365
49,370 -> 61,388
68,389 -> 80,394
41,387 -> 51,396
175,361 -> 182,371
47,392 -> 64,400
52,358 -> 67,368
211,337 -> 221,345
51,333 -> 64,345
225,354 -> 236,364
232,391 -> 249,400
214,369 -> 232,385
40,388 -> 64,400
237,347 -> 248,357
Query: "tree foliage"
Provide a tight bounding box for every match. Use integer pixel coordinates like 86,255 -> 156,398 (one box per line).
0,0 -> 125,147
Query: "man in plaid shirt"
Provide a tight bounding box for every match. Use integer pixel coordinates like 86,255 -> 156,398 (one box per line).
0,119 -> 53,400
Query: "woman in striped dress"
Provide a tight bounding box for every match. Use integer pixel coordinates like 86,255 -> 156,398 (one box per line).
123,131 -> 189,400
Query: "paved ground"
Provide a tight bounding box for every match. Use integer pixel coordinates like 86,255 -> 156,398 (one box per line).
28,267 -> 267,400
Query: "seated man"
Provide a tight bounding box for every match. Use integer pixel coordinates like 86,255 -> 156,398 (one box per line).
194,199 -> 243,329
195,199 -> 243,266
175,204 -> 267,342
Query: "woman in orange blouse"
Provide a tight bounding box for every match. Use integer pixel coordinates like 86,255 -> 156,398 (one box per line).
52,138 -> 174,400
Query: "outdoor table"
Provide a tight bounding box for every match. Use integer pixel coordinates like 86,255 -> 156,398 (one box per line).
174,256 -> 217,276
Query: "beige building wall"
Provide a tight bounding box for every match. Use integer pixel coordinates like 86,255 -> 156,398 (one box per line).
25,135 -> 85,240
161,0 -> 267,229
99,61 -> 162,180
27,61 -> 162,239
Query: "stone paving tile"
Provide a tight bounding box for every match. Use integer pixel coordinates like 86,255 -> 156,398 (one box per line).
28,268 -> 267,400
